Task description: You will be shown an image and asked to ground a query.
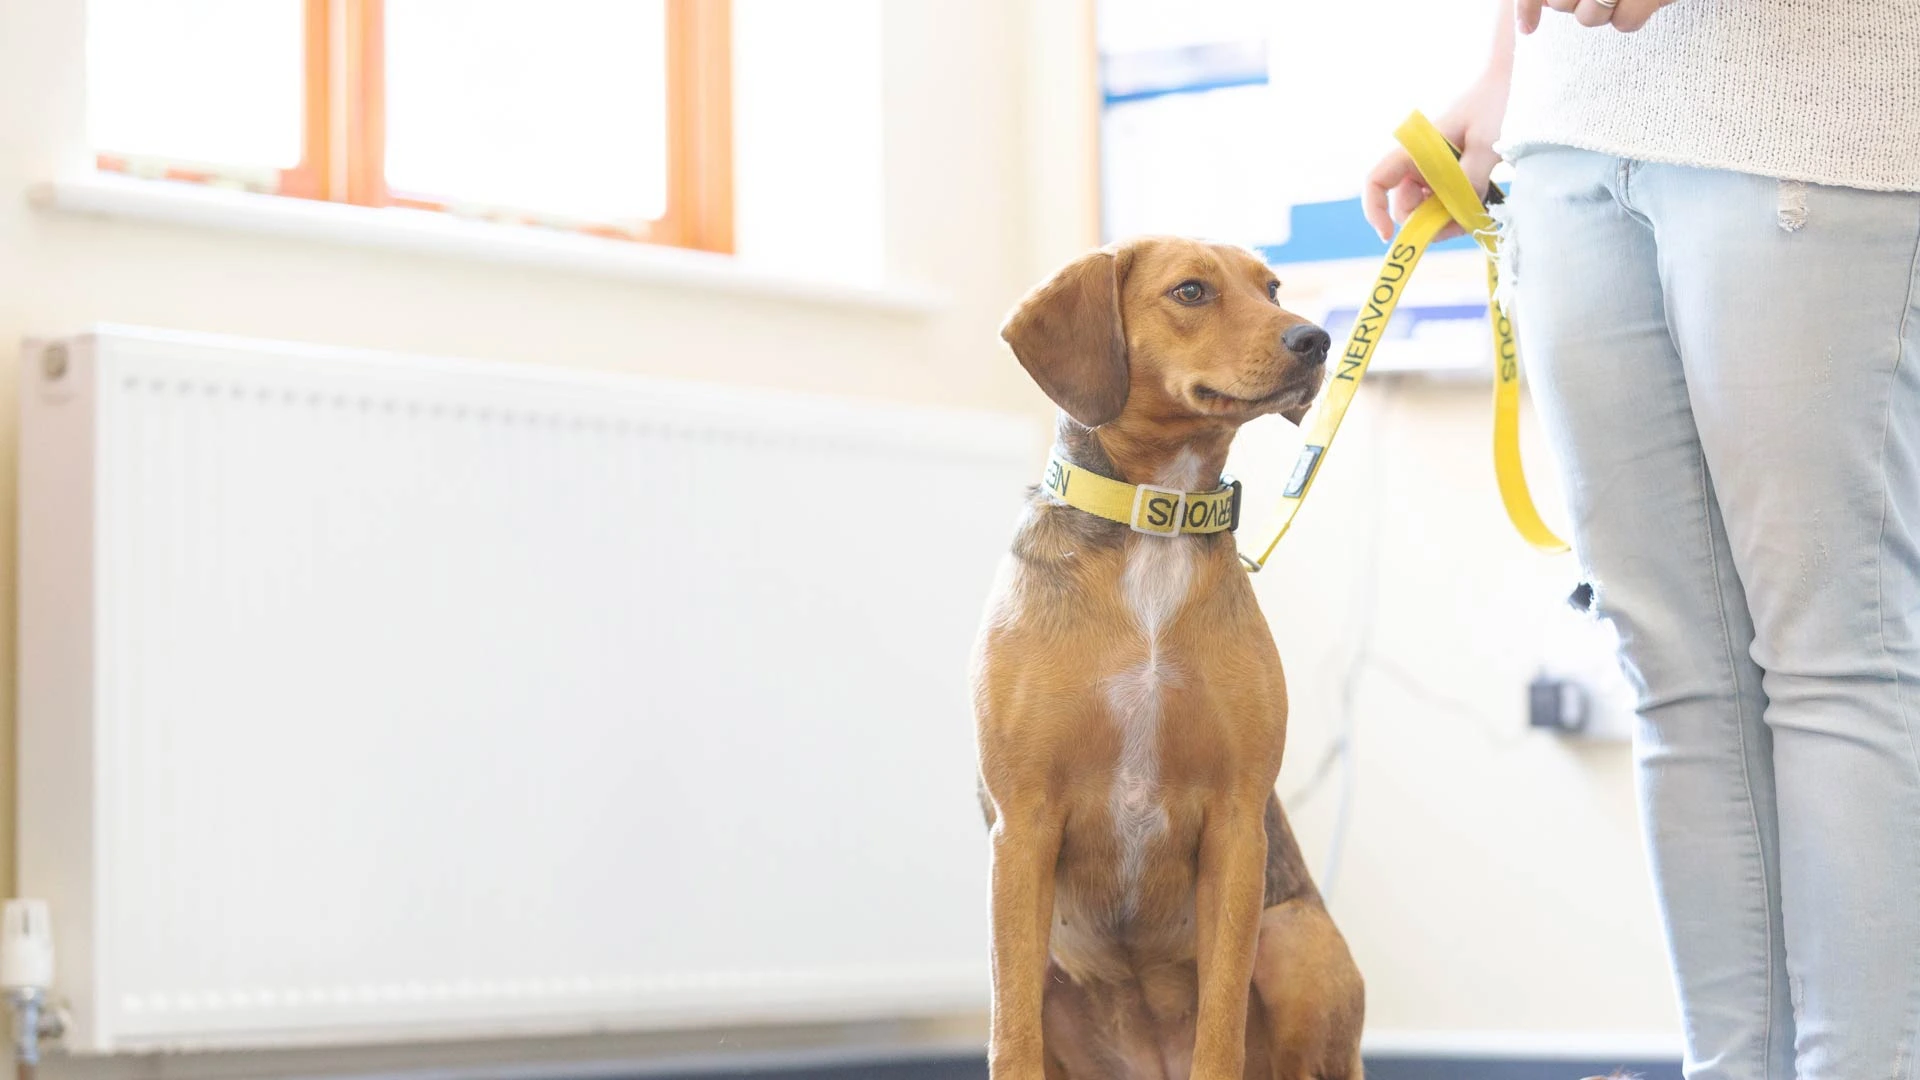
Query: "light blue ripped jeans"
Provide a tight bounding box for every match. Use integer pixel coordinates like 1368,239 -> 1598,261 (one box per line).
1505,146 -> 1920,1080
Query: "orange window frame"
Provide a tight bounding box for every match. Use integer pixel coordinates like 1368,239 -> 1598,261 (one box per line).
95,0 -> 734,253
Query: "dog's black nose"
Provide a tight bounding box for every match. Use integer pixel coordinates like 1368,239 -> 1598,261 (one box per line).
1284,323 -> 1332,365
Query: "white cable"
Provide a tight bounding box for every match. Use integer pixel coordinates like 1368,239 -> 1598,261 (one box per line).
1308,383 -> 1396,903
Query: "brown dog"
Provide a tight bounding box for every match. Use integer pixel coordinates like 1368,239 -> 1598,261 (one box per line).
972,237 -> 1365,1080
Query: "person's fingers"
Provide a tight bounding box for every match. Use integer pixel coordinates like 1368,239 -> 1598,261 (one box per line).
1365,134 -> 1502,245
1545,0 -> 1581,12
1387,178 -> 1430,228
1453,142 -> 1503,244
1516,0 -> 1546,33
1573,0 -> 1617,27
1608,0 -> 1664,31
1387,179 -> 1465,242
1458,143 -> 1501,203
1363,152 -> 1415,241
1417,147 -> 1497,244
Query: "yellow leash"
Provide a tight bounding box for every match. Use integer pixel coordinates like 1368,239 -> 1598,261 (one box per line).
1240,110 -> 1569,569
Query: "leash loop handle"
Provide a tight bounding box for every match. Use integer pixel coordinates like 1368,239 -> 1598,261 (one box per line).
1395,111 -> 1569,556
1240,110 -> 1569,570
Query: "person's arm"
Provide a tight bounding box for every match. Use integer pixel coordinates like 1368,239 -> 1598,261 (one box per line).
1360,0 -> 1513,242
1361,0 -> 1681,241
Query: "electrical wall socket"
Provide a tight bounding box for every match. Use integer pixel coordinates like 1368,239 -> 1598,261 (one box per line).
1531,584 -> 1637,743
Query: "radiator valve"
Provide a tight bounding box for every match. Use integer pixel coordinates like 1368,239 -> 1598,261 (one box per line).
3,900 -> 64,1068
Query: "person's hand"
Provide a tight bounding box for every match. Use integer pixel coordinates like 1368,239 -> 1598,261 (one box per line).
1361,69 -> 1508,243
1518,0 -> 1679,33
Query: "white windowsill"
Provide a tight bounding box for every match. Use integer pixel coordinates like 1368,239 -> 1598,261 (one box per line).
29,174 -> 945,317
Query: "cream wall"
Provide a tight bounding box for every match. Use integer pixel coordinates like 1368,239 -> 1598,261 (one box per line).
1241,380 -> 1679,1043
2,0 -> 1678,1062
0,0 -> 1049,893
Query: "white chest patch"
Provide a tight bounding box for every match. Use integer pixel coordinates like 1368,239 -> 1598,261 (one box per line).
1103,450 -> 1204,916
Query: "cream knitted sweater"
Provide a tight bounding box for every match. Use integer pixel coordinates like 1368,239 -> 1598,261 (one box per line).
1498,0 -> 1920,192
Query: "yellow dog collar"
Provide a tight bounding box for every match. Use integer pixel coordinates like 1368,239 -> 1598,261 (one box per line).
1043,454 -> 1241,536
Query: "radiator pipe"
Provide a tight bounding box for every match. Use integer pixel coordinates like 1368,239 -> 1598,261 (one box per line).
6,988 -> 61,1080
4,901 -> 60,1080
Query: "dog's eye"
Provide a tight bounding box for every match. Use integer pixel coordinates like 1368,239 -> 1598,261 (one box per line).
1171,281 -> 1207,305
1267,280 -> 1281,302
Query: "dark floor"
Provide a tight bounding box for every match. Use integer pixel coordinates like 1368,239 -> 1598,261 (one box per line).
609,1054 -> 1684,1080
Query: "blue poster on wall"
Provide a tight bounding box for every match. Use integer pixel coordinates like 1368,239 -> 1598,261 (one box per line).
1095,0 -> 1511,375
1096,0 -> 1492,268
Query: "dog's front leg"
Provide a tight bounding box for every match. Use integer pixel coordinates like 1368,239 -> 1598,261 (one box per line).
1191,798 -> 1269,1079
987,803 -> 1063,1080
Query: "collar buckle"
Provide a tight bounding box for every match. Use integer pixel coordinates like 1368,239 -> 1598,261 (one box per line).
1129,483 -> 1186,537
1224,476 -> 1244,533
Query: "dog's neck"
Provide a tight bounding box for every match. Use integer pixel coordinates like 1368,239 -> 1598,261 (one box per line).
1054,414 -> 1235,492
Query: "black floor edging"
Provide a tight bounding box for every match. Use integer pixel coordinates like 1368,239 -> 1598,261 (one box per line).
629,1061 -> 986,1080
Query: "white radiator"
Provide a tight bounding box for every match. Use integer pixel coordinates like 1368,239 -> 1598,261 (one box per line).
17,326 -> 1036,1054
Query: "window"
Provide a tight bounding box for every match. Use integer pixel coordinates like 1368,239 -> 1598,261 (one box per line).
1095,0 -> 1281,247
87,0 -> 734,252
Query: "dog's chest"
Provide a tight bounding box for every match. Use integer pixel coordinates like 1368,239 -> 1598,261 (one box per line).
1100,461 -> 1204,912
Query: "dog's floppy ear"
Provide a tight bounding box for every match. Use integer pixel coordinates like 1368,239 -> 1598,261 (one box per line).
1000,248 -> 1131,428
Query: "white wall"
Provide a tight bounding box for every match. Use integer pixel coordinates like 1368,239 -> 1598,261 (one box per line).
0,0 -> 1044,924
1235,377 -> 1680,1044
0,0 -> 1680,1067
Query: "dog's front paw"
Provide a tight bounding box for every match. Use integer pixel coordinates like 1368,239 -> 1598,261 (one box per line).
986,1049 -> 1048,1080
1188,1057 -> 1250,1080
